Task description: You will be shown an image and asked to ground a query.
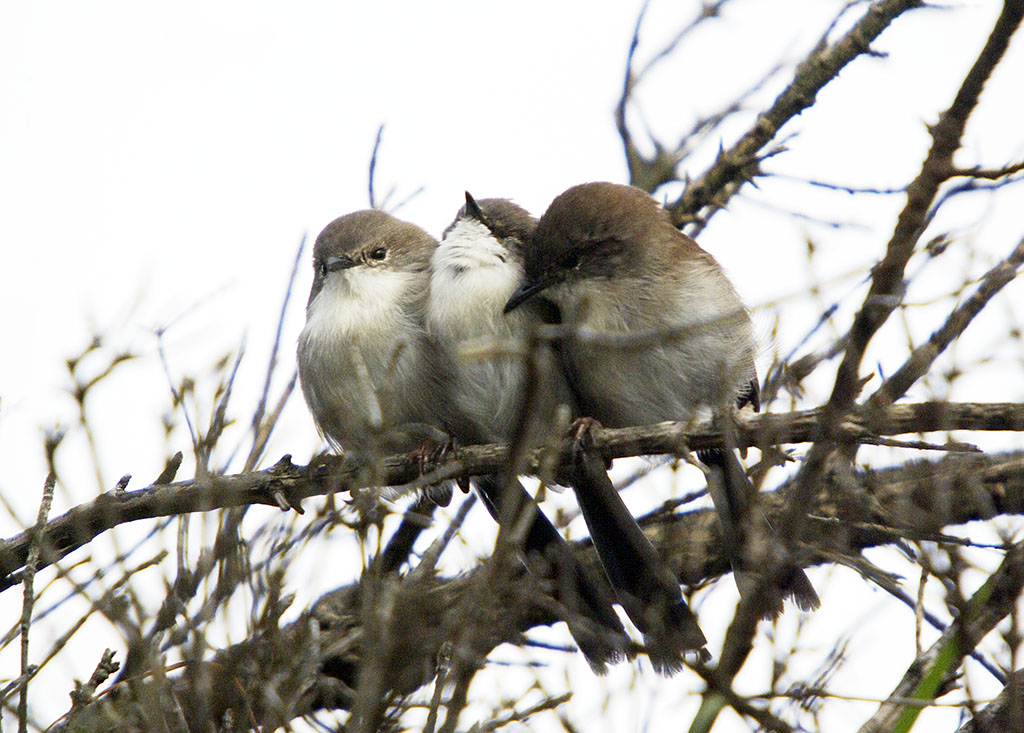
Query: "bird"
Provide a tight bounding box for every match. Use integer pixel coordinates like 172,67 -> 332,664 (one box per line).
427,194 -> 545,444
432,193 -> 706,670
427,192 -> 632,671
505,182 -> 761,427
297,209 -> 449,473
505,182 -> 819,651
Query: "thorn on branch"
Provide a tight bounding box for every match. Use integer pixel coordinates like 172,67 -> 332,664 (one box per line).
271,489 -> 293,512
154,452 -> 183,485
272,454 -> 296,473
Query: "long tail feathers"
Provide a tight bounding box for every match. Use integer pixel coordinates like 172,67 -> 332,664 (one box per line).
700,448 -> 820,618
474,474 -> 634,672
567,451 -> 709,672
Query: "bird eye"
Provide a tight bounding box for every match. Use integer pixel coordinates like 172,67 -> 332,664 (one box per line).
369,247 -> 387,261
563,252 -> 581,270
317,261 -> 327,277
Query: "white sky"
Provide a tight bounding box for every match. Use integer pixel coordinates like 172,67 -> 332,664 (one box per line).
1,1 -> 1023,731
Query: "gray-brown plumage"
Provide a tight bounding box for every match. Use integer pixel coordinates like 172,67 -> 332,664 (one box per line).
506,182 -> 819,665
428,195 -> 543,443
508,182 -> 759,424
428,193 -> 632,672
297,210 -> 446,461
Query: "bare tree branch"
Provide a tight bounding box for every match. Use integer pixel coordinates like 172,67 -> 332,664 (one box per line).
39,449 -> 1024,731
667,0 -> 925,229
781,0 -> 1024,550
956,668 -> 1024,732
868,237 -> 1024,409
860,542 -> 1024,732
3,401 -> 1023,592
368,123 -> 385,209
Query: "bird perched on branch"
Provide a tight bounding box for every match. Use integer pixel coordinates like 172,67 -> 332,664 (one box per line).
434,193 -> 707,670
297,209 -> 448,466
428,193 -> 632,671
428,194 -> 548,444
506,182 -> 819,663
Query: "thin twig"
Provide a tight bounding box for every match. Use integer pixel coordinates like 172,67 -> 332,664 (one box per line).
17,473 -> 55,733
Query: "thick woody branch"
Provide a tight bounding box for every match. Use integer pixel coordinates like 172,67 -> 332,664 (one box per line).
48,449 -> 1024,731
3,401 -> 1024,591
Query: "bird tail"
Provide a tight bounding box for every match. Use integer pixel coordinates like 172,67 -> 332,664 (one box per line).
474,474 -> 634,672
699,448 -> 820,617
566,450 -> 709,673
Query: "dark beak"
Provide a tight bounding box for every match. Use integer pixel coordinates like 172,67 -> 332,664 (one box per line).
504,274 -> 556,313
464,191 -> 485,222
325,254 -> 358,272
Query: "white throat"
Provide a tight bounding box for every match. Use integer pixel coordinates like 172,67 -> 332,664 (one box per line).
428,220 -> 525,337
302,266 -> 422,346
434,219 -> 511,271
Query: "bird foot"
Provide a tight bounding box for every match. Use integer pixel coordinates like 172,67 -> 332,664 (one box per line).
568,417 -> 611,471
570,416 -> 600,444
407,434 -> 460,506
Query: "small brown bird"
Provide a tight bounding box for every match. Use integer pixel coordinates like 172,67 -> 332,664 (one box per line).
507,182 -> 819,665
506,182 -> 760,423
427,194 -> 545,443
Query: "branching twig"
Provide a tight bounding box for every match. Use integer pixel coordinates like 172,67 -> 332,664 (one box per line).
859,542 -> 1024,732
869,237 -> 1024,409
668,0 -> 925,229
780,0 -> 1024,541
16,473 -> 54,733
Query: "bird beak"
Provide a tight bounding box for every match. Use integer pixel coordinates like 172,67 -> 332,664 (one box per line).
325,254 -> 358,272
464,191 -> 485,222
504,273 -> 556,313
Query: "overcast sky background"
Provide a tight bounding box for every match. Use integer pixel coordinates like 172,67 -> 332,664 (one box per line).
2,1 -> 1023,730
